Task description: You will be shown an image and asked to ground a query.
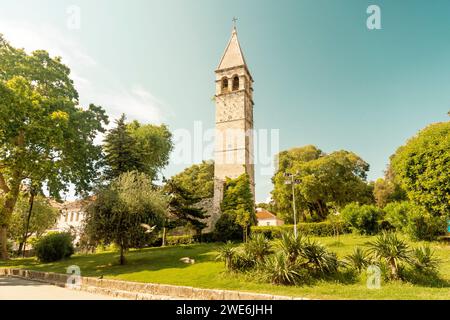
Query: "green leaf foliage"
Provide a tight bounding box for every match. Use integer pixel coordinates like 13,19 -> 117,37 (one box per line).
271,145 -> 374,223
390,121 -> 450,217
341,203 -> 383,235
84,171 -> 168,264
170,161 -> 214,199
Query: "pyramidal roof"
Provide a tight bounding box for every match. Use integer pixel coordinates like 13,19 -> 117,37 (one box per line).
217,27 -> 247,70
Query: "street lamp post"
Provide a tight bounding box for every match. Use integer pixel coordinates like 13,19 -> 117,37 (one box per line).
284,172 -> 301,239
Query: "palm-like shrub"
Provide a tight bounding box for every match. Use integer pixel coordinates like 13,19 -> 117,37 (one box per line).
410,246 -> 440,275
344,247 -> 371,273
263,252 -> 306,285
301,239 -> 339,274
277,231 -> 305,263
232,250 -> 256,272
368,232 -> 411,280
215,241 -> 236,271
243,233 -> 272,263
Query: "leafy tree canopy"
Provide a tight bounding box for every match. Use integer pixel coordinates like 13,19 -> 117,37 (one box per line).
220,173 -> 255,241
0,35 -> 108,259
9,194 -> 59,244
84,171 -> 168,264
170,161 -> 214,199
271,145 -> 373,222
390,121 -> 450,217
163,179 -> 209,234
103,114 -> 173,182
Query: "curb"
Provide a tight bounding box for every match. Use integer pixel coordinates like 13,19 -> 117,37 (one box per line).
0,268 -> 309,300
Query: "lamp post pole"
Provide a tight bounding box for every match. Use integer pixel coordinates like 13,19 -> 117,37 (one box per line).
285,172 -> 300,239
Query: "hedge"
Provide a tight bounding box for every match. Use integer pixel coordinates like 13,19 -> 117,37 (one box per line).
154,232 -> 216,247
251,221 -> 350,239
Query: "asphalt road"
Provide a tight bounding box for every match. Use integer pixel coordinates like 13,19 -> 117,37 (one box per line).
0,276 -> 120,300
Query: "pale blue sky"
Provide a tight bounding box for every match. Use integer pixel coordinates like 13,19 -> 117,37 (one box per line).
0,0 -> 448,202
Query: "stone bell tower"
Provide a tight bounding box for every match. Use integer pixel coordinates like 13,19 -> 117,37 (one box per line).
211,25 -> 255,227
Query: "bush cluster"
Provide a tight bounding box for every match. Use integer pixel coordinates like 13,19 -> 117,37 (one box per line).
34,232 -> 74,262
217,231 -> 442,286
384,202 -> 447,241
251,221 -> 350,239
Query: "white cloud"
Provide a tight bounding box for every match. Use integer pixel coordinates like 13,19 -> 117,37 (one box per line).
0,19 -> 166,124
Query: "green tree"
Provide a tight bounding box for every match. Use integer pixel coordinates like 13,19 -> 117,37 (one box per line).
9,194 -> 59,255
163,180 -> 209,241
103,114 -> 141,180
128,120 -> 173,182
373,177 -> 406,208
390,121 -> 450,217
170,161 -> 214,199
84,171 -> 167,264
0,36 -> 108,259
220,173 -> 255,242
271,146 -> 373,222
103,115 -> 173,182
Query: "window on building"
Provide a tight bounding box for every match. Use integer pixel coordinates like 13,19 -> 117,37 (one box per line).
70,212 -> 74,222
221,77 -> 228,93
76,212 -> 80,221
232,76 -> 239,91
64,212 -> 68,222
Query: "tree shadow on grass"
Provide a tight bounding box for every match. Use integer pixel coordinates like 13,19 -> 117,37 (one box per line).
0,243 -> 223,280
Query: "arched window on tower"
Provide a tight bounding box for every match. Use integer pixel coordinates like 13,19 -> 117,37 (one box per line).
232,76 -> 239,91
221,77 -> 228,93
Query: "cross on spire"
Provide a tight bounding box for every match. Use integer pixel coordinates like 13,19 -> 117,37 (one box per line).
232,17 -> 238,29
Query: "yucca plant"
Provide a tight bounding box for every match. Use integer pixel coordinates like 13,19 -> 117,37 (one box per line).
344,247 -> 371,274
410,246 -> 440,275
301,239 -> 339,274
215,241 -> 236,271
277,231 -> 305,264
263,252 -> 305,285
368,232 -> 411,280
231,249 -> 256,272
243,233 -> 272,263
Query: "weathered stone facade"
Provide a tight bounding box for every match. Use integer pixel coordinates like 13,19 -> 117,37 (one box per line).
211,27 -> 255,228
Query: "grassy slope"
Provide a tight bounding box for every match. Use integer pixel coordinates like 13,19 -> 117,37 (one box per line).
1,234 -> 449,300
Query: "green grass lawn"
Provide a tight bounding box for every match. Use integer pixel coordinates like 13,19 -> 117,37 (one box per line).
1,234 -> 449,300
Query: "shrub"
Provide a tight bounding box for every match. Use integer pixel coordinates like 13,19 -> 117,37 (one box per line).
344,247 -> 372,273
243,233 -> 272,263
384,201 -> 447,241
34,232 -> 74,262
251,221 -> 350,239
214,213 -> 243,242
367,232 -> 411,280
231,250 -> 256,272
193,232 -> 215,243
262,252 -> 309,285
341,203 -> 383,235
216,241 -> 236,271
410,246 -> 440,275
166,235 -> 195,246
276,231 -> 305,263
301,239 -> 339,274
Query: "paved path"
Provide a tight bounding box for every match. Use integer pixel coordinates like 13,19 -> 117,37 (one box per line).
0,276 -> 121,300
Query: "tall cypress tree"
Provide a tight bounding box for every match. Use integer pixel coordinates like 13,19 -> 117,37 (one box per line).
103,114 -> 142,180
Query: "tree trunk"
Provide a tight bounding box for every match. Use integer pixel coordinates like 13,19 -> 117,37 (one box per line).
162,227 -> 166,247
0,227 -> 8,260
22,191 -> 35,258
0,170 -> 22,260
17,242 -> 24,256
390,260 -> 398,280
119,244 -> 125,265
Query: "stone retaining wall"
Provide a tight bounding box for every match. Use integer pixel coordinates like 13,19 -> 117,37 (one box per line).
0,268 -> 307,300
